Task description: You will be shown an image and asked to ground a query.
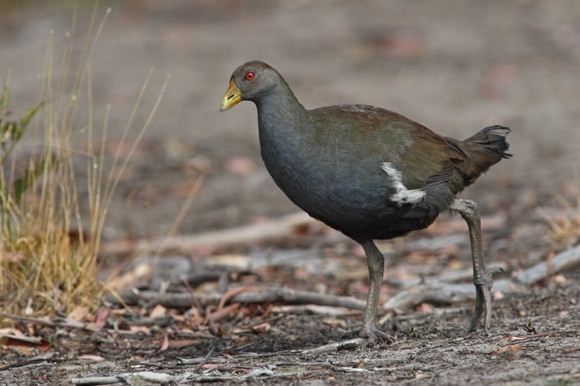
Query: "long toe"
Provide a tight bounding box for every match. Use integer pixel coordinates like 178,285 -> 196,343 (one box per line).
466,284 -> 487,333
467,265 -> 504,333
361,324 -> 396,344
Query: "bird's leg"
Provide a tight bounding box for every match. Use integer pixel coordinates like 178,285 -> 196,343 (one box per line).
449,198 -> 495,334
300,240 -> 393,354
360,240 -> 394,343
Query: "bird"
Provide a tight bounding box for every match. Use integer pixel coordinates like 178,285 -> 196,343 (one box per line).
220,60 -> 511,344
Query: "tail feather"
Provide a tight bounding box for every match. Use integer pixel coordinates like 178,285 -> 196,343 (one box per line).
455,125 -> 511,186
463,125 -> 511,159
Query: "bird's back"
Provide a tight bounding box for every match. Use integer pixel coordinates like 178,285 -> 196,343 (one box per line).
258,103 -> 510,241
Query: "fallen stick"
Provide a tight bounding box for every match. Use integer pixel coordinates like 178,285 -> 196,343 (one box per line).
0,312 -> 89,330
109,286 -> 366,311
383,279 -> 525,310
100,212 -> 320,256
71,376 -> 120,385
516,245 -> 580,284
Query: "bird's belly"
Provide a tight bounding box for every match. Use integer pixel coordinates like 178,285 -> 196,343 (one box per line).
267,164 -> 439,241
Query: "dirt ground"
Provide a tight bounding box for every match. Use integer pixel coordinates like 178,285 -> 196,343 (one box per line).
1,1 -> 580,385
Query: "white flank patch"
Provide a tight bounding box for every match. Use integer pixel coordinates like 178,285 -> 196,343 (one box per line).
381,162 -> 425,206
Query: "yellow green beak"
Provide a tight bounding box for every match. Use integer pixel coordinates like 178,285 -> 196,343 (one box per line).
220,79 -> 242,111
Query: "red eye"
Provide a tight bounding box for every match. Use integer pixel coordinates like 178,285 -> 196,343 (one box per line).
245,72 -> 255,81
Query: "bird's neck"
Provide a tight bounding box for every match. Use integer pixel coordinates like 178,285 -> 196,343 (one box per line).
255,83 -> 308,137
254,83 -> 312,186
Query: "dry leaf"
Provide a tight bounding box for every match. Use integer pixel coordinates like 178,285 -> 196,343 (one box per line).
95,308 -> 109,330
160,334 -> 169,351
167,339 -> 203,349
0,334 -> 50,352
68,306 -> 89,322
250,322 -> 271,333
492,344 -> 522,355
150,304 -> 167,318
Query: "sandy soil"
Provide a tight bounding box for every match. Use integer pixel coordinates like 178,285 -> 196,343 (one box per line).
1,1 -> 579,385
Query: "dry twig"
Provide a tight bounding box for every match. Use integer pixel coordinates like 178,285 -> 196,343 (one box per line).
101,212 -> 320,256
110,286 -> 366,311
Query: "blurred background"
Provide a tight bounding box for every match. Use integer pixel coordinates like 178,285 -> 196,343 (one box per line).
1,0 -> 579,240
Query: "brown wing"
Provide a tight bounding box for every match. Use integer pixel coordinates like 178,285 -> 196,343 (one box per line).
309,104 -> 469,194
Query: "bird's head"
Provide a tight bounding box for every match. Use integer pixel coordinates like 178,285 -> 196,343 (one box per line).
220,60 -> 280,111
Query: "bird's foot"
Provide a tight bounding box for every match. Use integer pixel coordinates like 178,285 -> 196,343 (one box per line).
466,265 -> 504,334
361,323 -> 396,345
301,324 -> 395,355
300,338 -> 369,355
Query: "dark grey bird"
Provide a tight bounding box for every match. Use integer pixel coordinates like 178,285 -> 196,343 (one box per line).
221,60 -> 511,343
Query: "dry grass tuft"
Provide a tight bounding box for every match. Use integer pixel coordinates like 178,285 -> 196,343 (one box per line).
0,5 -> 168,317
541,181 -> 580,246
545,211 -> 580,246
